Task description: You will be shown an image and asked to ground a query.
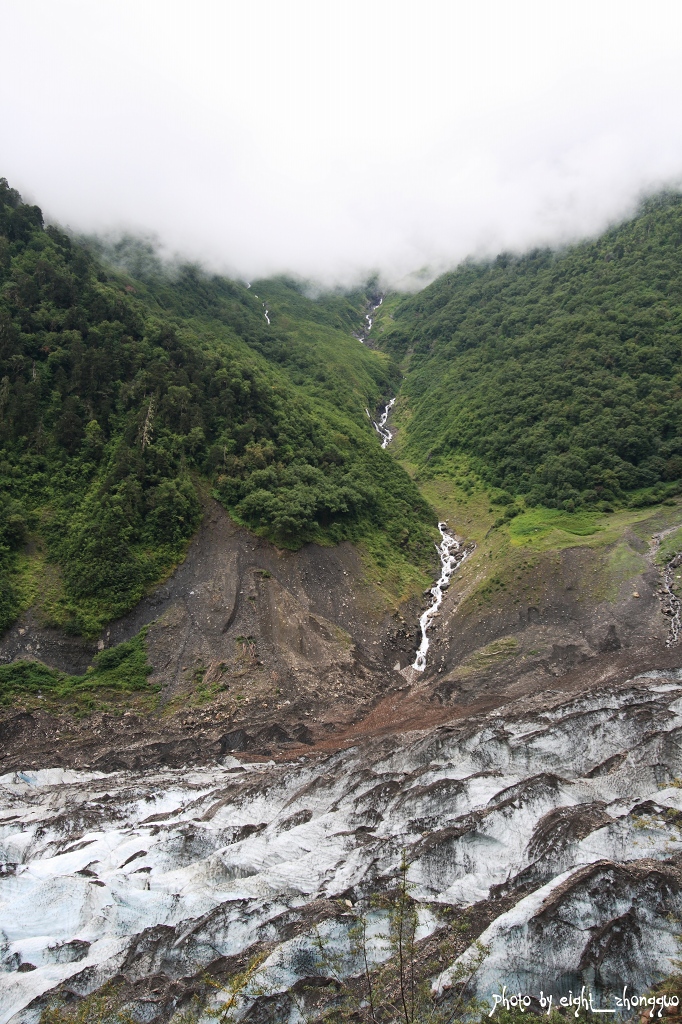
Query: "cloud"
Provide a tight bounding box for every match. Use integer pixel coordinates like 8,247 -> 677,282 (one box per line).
3,0 -> 682,287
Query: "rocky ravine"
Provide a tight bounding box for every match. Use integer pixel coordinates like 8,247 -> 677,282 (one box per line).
3,674 -> 682,1022
1,489 -> 679,771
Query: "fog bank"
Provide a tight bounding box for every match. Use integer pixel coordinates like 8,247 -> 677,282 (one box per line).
3,0 -> 682,287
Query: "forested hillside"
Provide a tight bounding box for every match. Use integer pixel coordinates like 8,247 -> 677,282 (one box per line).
0,179 -> 433,636
385,192 -> 682,512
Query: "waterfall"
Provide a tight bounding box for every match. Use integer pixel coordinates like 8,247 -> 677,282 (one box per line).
413,522 -> 470,672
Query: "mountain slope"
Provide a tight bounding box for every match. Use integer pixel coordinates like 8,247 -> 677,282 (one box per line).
380,192 -> 682,512
0,179 -> 434,637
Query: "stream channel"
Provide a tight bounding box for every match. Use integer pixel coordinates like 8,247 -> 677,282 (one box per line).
367,383 -> 471,672
662,554 -> 682,646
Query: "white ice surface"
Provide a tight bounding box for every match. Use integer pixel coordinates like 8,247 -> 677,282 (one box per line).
3,681 -> 682,1019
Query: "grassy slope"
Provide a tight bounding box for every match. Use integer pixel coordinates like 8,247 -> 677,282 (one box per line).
0,629 -> 159,715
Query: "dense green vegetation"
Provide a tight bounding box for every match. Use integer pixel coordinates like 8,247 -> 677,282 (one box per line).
385,192 -> 682,512
9,175 -> 682,644
0,178 -> 434,636
0,629 -> 156,711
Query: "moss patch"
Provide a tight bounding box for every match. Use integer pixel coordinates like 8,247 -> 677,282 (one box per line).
656,526 -> 682,565
0,629 -> 158,714
448,635 -> 521,679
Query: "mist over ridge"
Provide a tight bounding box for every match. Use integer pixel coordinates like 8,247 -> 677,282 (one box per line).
4,1 -> 682,289
79,182 -> 682,304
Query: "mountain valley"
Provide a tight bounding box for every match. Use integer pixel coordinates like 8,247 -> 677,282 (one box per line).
3,180 -> 682,1021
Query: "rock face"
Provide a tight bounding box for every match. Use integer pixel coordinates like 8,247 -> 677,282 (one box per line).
3,675 -> 682,1022
0,503 -> 426,771
0,502 -> 405,688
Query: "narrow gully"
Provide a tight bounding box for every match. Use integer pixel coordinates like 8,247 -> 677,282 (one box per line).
367,397 -> 396,448
651,528 -> 682,647
355,294 -> 384,344
364,294 -> 383,334
367,398 -> 472,672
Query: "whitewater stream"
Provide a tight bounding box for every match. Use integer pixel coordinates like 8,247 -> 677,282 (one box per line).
367,403 -> 471,673
367,397 -> 396,449
662,554 -> 682,646
413,524 -> 470,672
252,293 -> 271,325
364,295 -> 382,334
355,295 -> 383,345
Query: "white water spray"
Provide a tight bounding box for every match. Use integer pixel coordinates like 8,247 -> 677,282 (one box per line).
367,397 -> 396,448
413,522 -> 470,672
366,401 -> 471,672
365,295 -> 383,334
356,295 -> 384,344
662,554 -> 682,646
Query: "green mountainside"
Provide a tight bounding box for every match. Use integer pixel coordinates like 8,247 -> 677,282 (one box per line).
380,192 -> 682,514
0,179 -> 433,637
4,177 -> 682,648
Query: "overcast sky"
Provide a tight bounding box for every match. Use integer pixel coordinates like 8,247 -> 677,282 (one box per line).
3,0 -> 682,287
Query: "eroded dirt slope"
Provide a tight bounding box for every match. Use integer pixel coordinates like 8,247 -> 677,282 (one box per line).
0,501 -> 681,771
0,502 -> 418,769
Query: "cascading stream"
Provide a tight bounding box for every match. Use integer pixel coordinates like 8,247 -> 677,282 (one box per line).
367,397 -> 396,448
413,523 -> 469,671
662,553 -> 682,646
356,295 -> 384,344
367,399 -> 471,672
252,293 -> 271,324
364,294 -> 382,334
